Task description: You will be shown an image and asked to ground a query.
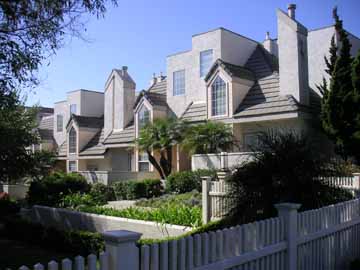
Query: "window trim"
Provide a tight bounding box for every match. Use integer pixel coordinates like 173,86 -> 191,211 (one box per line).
68,161 -> 77,172
138,151 -> 150,172
200,49 -> 213,77
210,75 -> 228,117
173,69 -> 185,96
68,127 -> 77,154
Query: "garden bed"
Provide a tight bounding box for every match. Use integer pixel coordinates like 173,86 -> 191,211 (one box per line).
23,205 -> 193,239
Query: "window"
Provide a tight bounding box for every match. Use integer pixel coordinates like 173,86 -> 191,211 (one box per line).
211,76 -> 227,116
57,114 -> 63,132
69,127 -> 77,154
68,161 -> 77,172
244,133 -> 260,150
138,106 -> 150,130
138,152 -> 149,172
70,104 -> 77,114
173,70 -> 185,96
200,49 -> 213,77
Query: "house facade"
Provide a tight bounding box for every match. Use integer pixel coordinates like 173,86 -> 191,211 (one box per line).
45,4 -> 360,183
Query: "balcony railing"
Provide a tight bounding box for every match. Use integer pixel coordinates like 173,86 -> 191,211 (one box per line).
78,170 -> 157,185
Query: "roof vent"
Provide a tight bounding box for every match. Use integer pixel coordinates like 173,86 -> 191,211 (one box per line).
288,4 -> 296,19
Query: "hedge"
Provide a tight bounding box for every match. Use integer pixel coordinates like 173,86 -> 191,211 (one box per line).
113,179 -> 162,200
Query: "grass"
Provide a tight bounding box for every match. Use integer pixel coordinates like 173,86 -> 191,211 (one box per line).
135,190 -> 202,208
0,238 -> 75,269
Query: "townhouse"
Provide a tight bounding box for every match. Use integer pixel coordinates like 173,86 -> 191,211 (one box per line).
42,4 -> 360,183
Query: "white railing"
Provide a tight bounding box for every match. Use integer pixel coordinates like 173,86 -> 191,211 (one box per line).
192,152 -> 253,171
202,174 -> 360,224
15,197 -> 360,270
78,171 -> 157,185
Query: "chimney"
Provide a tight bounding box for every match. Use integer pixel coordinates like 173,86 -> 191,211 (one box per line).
121,66 -> 128,76
288,4 -> 296,19
277,5 -> 309,105
263,31 -> 278,57
149,73 -> 157,86
157,72 -> 164,82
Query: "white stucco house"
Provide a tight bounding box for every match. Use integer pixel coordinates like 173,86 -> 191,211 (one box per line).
44,4 -> 360,183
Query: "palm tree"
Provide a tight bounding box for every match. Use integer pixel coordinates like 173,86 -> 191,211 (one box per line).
136,118 -> 187,179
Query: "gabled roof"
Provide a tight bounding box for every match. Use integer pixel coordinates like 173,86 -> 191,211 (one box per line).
205,59 -> 255,82
134,78 -> 168,110
79,129 -> 106,156
148,78 -> 167,94
67,114 -> 104,129
58,141 -> 67,157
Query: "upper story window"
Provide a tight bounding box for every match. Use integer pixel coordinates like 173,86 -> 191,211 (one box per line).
211,76 -> 227,116
69,127 -> 77,154
200,49 -> 213,77
138,106 -> 150,131
70,104 -> 77,114
173,70 -> 185,96
56,114 -> 63,132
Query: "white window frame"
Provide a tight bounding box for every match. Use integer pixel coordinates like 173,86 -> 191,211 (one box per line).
69,127 -> 77,154
211,75 -> 228,117
138,105 -> 150,131
57,114 -> 63,132
173,69 -> 185,96
200,49 -> 213,77
138,151 -> 150,172
68,161 -> 77,172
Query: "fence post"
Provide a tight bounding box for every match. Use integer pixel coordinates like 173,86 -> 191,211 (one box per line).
275,203 -> 301,270
353,173 -> 360,190
102,230 -> 142,270
220,152 -> 228,170
202,176 -> 211,224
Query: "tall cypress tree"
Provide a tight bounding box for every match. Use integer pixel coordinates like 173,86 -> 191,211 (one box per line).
320,8 -> 360,164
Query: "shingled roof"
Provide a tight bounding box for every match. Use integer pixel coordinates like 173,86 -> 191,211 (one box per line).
103,123 -> 135,145
148,77 -> 167,94
180,102 -> 207,123
79,129 -> 106,156
205,59 -> 255,82
36,116 -> 54,141
69,115 -> 104,129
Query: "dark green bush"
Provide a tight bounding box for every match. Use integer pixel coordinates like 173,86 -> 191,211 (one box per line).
89,183 -> 116,205
0,196 -> 20,218
166,169 -> 216,194
0,217 -> 104,255
113,179 -> 161,200
27,172 -> 90,206
351,259 -> 360,270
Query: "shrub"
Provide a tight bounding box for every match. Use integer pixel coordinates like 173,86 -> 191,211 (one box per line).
0,193 -> 20,218
113,179 -> 162,200
59,192 -> 96,209
89,183 -> 116,205
166,169 -> 216,194
226,130 -> 354,225
0,216 -> 104,255
27,172 -> 90,206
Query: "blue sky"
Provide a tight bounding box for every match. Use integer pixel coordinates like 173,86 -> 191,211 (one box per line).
26,0 -> 360,107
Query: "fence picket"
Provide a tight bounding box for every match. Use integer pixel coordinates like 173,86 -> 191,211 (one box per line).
99,252 -> 108,270
186,236 -> 194,270
74,256 -> 84,270
47,261 -> 58,270
87,255 -> 96,270
159,241 -> 168,270
33,264 -> 44,270
61,259 -> 72,270
150,244 -> 159,270
141,245 -> 150,270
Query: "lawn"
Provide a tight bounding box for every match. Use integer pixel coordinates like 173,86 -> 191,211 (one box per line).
0,238 -> 75,269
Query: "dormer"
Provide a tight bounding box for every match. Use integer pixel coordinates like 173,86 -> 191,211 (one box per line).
104,66 -> 136,139
133,90 -> 168,137
205,59 -> 255,119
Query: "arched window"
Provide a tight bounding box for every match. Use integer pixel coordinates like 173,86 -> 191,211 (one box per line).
138,106 -> 150,130
69,127 -> 77,154
211,76 -> 227,116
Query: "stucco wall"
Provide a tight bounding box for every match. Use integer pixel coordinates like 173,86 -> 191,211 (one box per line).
110,148 -> 132,171
80,91 -> 104,117
308,26 -> 336,95
54,100 -> 68,146
24,205 -> 192,239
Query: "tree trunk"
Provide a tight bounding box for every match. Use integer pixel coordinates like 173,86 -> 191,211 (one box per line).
146,149 -> 165,179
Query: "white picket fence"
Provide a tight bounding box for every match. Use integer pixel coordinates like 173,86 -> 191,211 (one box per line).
16,253 -> 109,270
202,174 -> 360,223
14,197 -> 360,270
